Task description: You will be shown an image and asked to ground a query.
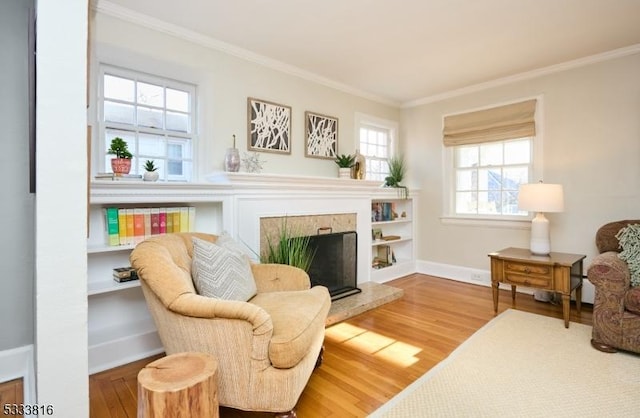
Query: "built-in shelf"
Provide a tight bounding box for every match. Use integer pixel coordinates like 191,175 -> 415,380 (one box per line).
88,279 -> 140,296
371,237 -> 411,246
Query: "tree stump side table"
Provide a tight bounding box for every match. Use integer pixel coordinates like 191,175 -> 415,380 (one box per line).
137,352 -> 218,418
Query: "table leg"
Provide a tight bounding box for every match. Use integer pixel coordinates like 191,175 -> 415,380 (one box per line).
511,285 -> 516,307
492,281 -> 499,314
576,284 -> 582,314
562,293 -> 570,328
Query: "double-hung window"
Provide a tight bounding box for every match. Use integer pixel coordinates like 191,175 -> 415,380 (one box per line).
357,114 -> 398,181
99,65 -> 196,181
444,99 -> 539,220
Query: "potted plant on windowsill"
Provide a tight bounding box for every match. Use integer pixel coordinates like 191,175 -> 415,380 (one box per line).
107,137 -> 133,176
143,160 -> 159,182
335,154 -> 355,178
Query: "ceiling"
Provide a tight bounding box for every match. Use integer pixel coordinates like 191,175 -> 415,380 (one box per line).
101,0 -> 640,106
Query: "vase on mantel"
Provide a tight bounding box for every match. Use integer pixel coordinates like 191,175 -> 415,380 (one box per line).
351,149 -> 366,180
224,134 -> 240,172
224,148 -> 240,172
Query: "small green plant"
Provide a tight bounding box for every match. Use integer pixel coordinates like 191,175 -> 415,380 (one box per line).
335,154 -> 356,168
143,160 -> 158,172
384,154 -> 409,198
261,219 -> 316,272
107,137 -> 132,159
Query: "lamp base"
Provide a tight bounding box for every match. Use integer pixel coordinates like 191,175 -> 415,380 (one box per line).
529,212 -> 551,255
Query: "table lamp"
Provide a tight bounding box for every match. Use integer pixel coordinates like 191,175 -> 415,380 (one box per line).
518,181 -> 564,255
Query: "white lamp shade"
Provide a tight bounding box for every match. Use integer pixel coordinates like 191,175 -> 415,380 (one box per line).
518,183 -> 564,213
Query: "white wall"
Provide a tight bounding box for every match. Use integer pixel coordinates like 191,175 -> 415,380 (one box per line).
0,0 -> 35,352
90,12 -> 400,180
35,0 -> 88,415
403,52 -> 640,276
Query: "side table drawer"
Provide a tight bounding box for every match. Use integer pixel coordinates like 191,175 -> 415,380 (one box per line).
503,261 -> 553,289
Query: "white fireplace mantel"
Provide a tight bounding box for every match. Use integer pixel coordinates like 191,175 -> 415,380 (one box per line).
90,173 -> 416,283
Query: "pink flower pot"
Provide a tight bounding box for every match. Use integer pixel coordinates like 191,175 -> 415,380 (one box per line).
111,158 -> 132,175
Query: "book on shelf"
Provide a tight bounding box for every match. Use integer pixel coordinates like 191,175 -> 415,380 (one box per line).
117,209 -> 127,246
143,208 -> 152,239
166,208 -> 174,233
112,267 -> 138,283
372,244 -> 396,269
188,207 -> 196,232
180,207 -> 189,232
125,208 -> 134,245
103,206 -> 197,247
159,208 -> 167,234
150,208 -> 160,236
133,208 -> 145,244
382,235 -> 401,241
105,207 -> 120,246
172,208 -> 181,233
94,173 -> 143,181
371,201 -> 397,222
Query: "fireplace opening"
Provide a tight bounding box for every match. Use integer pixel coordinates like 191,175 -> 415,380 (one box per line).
302,230 -> 361,301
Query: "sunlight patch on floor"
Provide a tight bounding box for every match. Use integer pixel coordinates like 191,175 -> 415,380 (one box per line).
326,322 -> 421,367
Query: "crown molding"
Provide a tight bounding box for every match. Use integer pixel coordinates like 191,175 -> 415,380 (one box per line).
94,1 -> 639,111
402,43 -> 640,108
94,0 -> 400,108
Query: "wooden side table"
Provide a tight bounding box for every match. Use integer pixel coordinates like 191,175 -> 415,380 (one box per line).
138,352 -> 219,418
488,247 -> 585,328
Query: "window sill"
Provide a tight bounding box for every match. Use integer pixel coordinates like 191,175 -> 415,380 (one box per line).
440,216 -> 531,229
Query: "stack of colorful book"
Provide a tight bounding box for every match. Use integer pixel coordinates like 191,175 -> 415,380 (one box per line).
105,206 -> 196,246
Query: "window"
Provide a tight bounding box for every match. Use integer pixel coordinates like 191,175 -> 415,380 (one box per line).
356,114 -> 397,181
443,99 -> 540,221
99,65 -> 196,181
453,138 -> 531,216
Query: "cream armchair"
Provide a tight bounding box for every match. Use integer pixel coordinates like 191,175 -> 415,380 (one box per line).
130,233 -> 331,417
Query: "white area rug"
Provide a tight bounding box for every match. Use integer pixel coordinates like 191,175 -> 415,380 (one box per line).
369,309 -> 640,417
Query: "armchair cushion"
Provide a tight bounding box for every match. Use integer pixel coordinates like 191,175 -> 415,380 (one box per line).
192,236 -> 257,301
250,286 -> 331,369
625,287 -> 640,315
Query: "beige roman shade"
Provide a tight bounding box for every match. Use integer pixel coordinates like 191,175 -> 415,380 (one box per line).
443,99 -> 536,146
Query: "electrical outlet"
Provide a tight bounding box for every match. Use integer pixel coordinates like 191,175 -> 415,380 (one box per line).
471,273 -> 483,282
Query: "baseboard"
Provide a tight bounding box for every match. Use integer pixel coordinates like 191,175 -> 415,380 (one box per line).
89,330 -> 163,374
0,345 -> 36,405
416,259 -> 595,303
416,260 -> 534,294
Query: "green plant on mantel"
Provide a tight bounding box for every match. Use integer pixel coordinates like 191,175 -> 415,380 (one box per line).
261,218 -> 316,272
335,154 -> 356,168
384,154 -> 409,199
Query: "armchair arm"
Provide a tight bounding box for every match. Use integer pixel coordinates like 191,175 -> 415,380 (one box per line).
251,263 -> 311,293
169,293 -> 273,336
587,251 -> 631,296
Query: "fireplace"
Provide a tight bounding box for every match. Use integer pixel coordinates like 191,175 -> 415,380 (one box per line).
304,231 -> 361,301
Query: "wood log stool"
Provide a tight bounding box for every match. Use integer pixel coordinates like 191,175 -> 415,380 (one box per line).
137,352 -> 218,418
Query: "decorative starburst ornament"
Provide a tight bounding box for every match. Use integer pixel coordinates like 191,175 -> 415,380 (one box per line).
241,152 -> 266,173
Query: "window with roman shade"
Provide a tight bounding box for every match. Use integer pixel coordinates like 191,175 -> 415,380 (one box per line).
443,99 -> 539,219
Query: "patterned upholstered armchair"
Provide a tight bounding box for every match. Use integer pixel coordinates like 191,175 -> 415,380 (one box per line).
588,220 -> 640,353
130,233 -> 331,417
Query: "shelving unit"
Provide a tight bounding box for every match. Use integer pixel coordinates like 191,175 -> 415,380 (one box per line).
370,198 -> 415,283
87,182 -> 228,373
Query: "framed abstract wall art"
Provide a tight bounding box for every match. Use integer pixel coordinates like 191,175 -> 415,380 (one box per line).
247,97 -> 292,154
304,111 -> 338,159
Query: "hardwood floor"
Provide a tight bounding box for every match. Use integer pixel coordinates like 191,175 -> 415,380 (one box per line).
89,274 -> 592,417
